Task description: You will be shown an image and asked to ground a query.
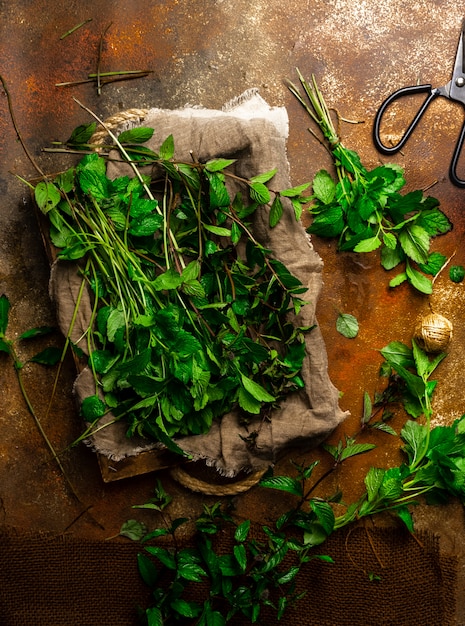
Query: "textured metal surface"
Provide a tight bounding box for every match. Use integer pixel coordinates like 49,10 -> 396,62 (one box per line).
1,1 -> 465,615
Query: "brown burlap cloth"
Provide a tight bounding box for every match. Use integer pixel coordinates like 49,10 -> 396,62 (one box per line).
50,90 -> 347,477
0,523 -> 458,625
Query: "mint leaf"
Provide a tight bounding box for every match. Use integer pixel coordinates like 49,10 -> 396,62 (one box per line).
118,127 -> 154,144
336,313 -> 359,338
313,170 -> 336,204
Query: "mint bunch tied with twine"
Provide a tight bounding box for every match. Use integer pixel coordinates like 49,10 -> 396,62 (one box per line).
288,69 -> 452,295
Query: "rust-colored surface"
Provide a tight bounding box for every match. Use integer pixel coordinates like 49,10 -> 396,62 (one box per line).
1,0 -> 465,621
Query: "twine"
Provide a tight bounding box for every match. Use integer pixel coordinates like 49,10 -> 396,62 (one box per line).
90,108 -> 149,146
170,465 -> 267,496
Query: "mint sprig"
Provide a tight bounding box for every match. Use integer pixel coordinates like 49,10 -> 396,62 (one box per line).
288,70 -> 452,294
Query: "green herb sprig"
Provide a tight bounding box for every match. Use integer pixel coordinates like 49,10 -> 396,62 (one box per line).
288,70 -> 452,294
34,124 -> 312,448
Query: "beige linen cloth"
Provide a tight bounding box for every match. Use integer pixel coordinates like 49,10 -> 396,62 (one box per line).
50,90 -> 347,476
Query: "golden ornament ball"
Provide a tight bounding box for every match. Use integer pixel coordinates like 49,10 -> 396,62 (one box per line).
414,313 -> 453,353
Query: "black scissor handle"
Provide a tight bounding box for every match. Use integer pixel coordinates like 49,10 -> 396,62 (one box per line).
373,84 -> 439,155
450,119 -> 465,187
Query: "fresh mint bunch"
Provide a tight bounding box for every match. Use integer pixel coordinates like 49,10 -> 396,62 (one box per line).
288,70 -> 452,294
34,127 -> 312,448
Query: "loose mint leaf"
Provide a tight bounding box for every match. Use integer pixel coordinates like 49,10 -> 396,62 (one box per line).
34,182 -> 61,214
269,195 -> 283,228
312,169 -> 336,204
450,265 -> 465,283
119,519 -> 148,541
250,168 -> 277,184
205,158 -> 236,172
118,127 -> 155,144
336,312 -> 359,338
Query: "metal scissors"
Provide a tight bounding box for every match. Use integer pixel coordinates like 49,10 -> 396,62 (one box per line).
373,19 -> 465,187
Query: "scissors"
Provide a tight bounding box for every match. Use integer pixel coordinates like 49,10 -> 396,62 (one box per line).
373,19 -> 465,187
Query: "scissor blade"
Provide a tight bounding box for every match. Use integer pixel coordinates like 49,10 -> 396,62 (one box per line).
446,19 -> 465,103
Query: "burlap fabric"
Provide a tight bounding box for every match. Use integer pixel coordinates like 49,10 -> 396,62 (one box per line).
50,91 -> 347,476
0,524 -> 457,625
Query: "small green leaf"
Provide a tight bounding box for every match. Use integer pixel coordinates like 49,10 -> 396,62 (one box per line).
336,313 -> 359,338
146,606 -> 163,626
398,224 -> 430,264
450,265 -> 465,283
170,599 -> 202,619
0,294 -> 11,337
34,182 -> 61,214
250,168 -> 277,184
339,443 -> 376,461
240,374 -> 275,402
118,127 -> 155,144
137,552 -> 159,587
312,170 -> 336,204
353,236 -> 382,253
234,519 -> 250,542
389,272 -> 407,288
364,466 -> 385,502
29,346 -> 62,366
233,543 -> 247,572
269,195 -> 283,228
259,475 -> 303,497
18,326 -> 55,340
280,182 -> 311,198
205,158 -> 236,172
249,181 -> 271,204
81,395 -> 106,421
203,224 -> 232,237
67,122 -> 97,145
382,232 -> 397,250
159,134 -> 175,159
405,263 -> 433,294
119,519 -> 147,541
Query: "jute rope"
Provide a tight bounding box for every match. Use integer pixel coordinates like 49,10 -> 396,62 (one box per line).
170,465 -> 267,496
90,108 -> 149,146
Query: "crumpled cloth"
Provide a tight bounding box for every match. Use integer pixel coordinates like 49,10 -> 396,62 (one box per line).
49,89 -> 347,476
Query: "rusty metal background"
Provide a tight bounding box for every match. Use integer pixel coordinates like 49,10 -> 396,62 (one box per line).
1,1 -> 465,620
